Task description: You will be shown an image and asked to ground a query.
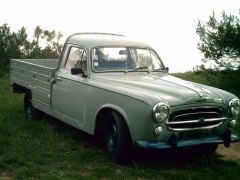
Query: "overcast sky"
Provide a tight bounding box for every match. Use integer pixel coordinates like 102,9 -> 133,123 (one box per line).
1,0 -> 239,72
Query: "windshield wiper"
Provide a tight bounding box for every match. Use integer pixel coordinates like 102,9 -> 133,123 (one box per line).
152,68 -> 165,72
125,66 -> 149,72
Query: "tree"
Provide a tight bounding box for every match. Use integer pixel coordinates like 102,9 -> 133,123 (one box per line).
24,26 -> 63,59
0,24 -> 25,71
0,24 -> 63,73
196,11 -> 240,70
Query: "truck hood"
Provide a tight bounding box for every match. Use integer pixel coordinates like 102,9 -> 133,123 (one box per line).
93,73 -> 225,106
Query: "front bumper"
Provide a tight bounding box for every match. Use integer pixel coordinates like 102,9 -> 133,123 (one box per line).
135,130 -> 240,150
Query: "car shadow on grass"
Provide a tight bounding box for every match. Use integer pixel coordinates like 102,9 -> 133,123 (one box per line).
39,112 -> 240,173
39,112 -> 98,149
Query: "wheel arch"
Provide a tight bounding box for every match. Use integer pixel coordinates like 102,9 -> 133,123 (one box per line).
94,104 -> 133,143
12,83 -> 30,94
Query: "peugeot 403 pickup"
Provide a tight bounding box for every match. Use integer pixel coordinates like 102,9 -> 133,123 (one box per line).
10,33 -> 240,163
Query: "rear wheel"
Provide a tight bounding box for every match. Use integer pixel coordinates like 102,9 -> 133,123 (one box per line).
24,92 -> 41,119
104,111 -> 133,164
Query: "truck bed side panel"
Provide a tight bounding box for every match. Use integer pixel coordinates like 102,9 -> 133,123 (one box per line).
10,59 -> 58,107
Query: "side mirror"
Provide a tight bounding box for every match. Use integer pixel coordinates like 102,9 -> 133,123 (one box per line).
165,67 -> 169,73
71,67 -> 83,75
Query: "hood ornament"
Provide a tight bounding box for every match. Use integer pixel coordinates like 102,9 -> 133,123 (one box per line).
187,85 -> 223,104
195,95 -> 223,104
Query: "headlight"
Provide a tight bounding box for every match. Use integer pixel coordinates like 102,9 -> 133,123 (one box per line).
229,98 -> 240,117
153,102 -> 169,122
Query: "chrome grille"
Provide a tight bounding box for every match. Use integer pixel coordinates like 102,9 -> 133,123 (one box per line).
166,107 -> 225,131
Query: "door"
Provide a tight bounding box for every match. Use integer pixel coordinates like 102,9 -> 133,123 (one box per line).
51,46 -> 88,126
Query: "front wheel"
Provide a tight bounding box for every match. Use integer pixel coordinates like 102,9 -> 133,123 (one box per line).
104,111 -> 133,164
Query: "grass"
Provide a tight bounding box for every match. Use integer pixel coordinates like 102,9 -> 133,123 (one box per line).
0,72 -> 240,179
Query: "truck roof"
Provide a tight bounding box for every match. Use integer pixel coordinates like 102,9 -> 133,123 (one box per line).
66,33 -> 152,49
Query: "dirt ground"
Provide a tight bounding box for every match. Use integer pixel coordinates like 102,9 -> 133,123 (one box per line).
0,172 -> 11,180
216,142 -> 240,161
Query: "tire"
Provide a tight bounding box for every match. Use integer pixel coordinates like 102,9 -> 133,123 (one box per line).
104,111 -> 133,164
24,92 -> 41,119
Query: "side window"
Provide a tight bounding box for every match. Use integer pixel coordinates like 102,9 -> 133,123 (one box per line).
65,47 -> 87,71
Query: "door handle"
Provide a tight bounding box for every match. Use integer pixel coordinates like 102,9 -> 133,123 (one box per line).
56,77 -> 62,81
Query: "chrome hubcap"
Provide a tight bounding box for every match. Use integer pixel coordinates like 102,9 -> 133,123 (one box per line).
107,125 -> 117,153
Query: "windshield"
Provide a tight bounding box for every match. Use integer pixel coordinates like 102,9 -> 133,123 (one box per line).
92,47 -> 165,72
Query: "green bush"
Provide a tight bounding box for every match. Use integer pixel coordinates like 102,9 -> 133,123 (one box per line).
173,70 -> 240,97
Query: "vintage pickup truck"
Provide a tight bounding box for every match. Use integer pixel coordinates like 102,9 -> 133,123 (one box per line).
10,33 -> 240,163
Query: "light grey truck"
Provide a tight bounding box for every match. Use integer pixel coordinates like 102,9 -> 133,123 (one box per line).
10,33 -> 240,163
